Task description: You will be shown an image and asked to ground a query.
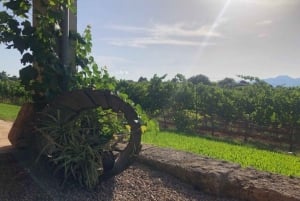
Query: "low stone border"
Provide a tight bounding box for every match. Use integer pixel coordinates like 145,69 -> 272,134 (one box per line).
137,145 -> 300,201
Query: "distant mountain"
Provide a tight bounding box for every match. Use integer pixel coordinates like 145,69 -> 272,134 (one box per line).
264,75 -> 300,87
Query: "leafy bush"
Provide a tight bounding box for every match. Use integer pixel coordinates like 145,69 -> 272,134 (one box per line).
174,110 -> 202,132
36,108 -> 127,188
0,79 -> 30,105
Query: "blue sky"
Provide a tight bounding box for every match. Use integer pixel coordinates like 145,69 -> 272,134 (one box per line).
1,0 -> 300,81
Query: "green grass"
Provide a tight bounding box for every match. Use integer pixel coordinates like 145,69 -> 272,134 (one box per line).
0,103 -> 20,121
142,131 -> 300,177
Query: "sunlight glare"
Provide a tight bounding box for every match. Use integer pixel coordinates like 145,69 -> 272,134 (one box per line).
190,0 -> 232,77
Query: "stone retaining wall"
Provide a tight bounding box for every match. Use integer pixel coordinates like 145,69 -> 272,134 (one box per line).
138,145 -> 300,201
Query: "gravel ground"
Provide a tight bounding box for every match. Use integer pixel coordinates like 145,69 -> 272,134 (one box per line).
0,120 -> 239,201
0,151 -> 240,201
0,153 -> 52,201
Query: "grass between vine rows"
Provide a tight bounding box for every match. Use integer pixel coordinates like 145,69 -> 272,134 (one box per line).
0,103 -> 20,121
142,131 -> 300,178
1,103 -> 299,178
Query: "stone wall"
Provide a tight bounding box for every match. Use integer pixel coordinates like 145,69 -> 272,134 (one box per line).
138,145 -> 300,201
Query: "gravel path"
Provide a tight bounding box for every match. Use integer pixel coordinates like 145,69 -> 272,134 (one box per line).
0,120 -> 12,148
0,151 -> 240,201
0,148 -> 240,201
0,120 -> 239,201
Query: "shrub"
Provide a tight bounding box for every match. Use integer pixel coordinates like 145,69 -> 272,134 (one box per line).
36,108 -> 128,188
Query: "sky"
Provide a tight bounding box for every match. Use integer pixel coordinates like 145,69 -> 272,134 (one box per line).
1,0 -> 300,81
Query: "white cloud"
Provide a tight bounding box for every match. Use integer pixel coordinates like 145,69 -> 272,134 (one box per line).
236,0 -> 298,6
107,25 -> 148,33
257,33 -> 269,38
150,23 -> 222,38
95,56 -> 130,65
107,37 -> 216,48
255,20 -> 272,38
95,55 -> 131,67
94,55 -> 132,78
115,70 -> 129,76
105,22 -> 223,48
256,20 -> 273,26
108,23 -> 222,38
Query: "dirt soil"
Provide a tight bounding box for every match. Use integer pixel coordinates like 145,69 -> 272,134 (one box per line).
0,120 -> 239,201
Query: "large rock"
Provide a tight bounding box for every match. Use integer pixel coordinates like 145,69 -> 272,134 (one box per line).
8,103 -> 36,148
138,145 -> 300,201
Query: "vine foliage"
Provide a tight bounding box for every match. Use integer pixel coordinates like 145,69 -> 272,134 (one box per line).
0,0 -> 147,188
0,0 -> 105,104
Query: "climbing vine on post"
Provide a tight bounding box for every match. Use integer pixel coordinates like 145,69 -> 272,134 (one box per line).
1,0 -> 146,189
0,0 -> 77,104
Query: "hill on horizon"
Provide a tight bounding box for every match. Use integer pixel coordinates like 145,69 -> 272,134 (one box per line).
264,75 -> 300,87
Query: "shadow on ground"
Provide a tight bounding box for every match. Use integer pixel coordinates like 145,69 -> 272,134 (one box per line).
0,148 -> 53,201
0,146 -> 116,201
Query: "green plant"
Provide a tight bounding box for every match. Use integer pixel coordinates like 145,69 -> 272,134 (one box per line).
174,109 -> 202,132
72,25 -> 117,91
0,0 -> 77,103
36,107 -> 128,188
0,78 -> 30,105
142,131 -> 300,177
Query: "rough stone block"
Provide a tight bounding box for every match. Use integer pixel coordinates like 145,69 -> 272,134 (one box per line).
8,103 -> 36,148
138,145 -> 300,201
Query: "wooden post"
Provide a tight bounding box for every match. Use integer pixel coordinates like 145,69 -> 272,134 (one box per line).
62,0 -> 77,79
32,0 -> 77,85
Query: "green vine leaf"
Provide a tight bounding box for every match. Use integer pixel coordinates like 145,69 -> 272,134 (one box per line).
20,52 -> 33,65
21,20 -> 34,35
19,65 -> 38,87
